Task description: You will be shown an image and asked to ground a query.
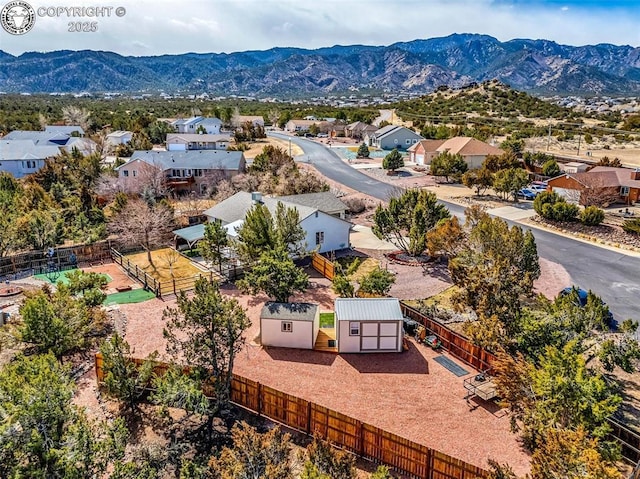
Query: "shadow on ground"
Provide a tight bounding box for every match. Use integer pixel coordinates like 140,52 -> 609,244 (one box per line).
341,341 -> 429,374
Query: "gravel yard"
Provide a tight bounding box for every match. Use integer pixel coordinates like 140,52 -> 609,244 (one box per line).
116,266 -> 531,474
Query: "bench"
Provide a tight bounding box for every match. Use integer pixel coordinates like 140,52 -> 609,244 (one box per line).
115,286 -> 132,292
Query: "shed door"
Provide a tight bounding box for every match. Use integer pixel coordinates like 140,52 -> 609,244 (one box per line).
379,322 -> 398,350
361,322 -> 379,350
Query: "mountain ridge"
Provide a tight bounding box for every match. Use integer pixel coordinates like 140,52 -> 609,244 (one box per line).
1,33 -> 639,96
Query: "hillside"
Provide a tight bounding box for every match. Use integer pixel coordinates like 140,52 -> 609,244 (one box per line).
1,34 -> 640,96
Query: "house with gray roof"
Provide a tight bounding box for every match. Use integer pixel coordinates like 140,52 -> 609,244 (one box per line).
166,133 -> 231,151
277,192 -> 348,219
115,149 -> 246,195
3,130 -> 96,153
364,125 -> 423,151
0,140 -> 61,178
171,116 -> 222,135
202,191 -> 351,254
44,125 -> 84,136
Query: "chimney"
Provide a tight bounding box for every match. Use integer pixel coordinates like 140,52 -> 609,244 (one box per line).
251,192 -> 262,204
632,168 -> 640,181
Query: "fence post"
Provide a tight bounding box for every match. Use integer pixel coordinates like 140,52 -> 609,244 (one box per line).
173,278 -> 176,295
257,382 -> 262,417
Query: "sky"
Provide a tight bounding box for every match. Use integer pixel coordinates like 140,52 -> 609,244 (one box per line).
1,0 -> 639,57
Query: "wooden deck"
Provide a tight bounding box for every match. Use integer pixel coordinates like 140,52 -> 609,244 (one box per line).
314,327 -> 338,352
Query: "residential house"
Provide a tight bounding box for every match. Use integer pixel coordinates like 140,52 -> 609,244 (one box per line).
232,115 -> 265,128
364,125 -> 423,151
171,116 -> 222,135
284,119 -> 322,133
44,125 -> 84,136
203,191 -> 351,254
0,140 -> 61,178
335,298 -> 404,353
547,166 -> 640,205
166,133 -> 231,151
277,192 -> 349,219
560,162 -> 589,174
3,130 -> 96,153
116,149 -> 246,195
344,121 -> 377,141
106,130 -> 133,146
411,137 -> 503,169
260,302 -> 319,350
407,139 -> 445,164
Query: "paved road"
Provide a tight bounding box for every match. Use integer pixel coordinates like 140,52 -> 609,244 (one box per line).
271,133 -> 640,326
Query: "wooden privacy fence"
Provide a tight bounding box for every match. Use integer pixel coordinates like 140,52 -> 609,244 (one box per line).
94,354 -> 487,479
311,252 -> 335,280
110,248 -> 161,297
0,241 -> 112,279
400,303 -> 496,373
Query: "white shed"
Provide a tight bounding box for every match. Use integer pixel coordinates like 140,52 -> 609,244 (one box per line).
335,298 -> 404,353
260,302 -> 319,350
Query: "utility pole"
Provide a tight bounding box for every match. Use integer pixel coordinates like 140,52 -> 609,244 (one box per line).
546,123 -> 552,151
577,127 -> 582,156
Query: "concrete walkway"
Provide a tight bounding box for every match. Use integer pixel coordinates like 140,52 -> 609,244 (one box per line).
350,225 -> 396,250
487,203 -> 537,221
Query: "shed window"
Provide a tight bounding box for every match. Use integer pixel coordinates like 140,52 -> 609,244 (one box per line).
281,321 -> 293,333
621,186 -> 630,196
316,231 -> 324,245
349,322 -> 360,336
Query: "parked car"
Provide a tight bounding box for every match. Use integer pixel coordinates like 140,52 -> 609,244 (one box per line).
517,188 -> 538,200
317,133 -> 328,138
558,287 -> 615,327
529,182 -> 548,193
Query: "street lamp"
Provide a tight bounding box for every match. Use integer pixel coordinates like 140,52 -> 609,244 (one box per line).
288,137 -> 292,158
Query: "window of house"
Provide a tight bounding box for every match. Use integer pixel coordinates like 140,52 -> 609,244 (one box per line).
621,186 -> 630,196
405,139 -> 411,144
315,231 -> 324,245
281,321 -> 293,333
349,322 -> 360,336
122,170 -> 129,177
132,170 -> 137,177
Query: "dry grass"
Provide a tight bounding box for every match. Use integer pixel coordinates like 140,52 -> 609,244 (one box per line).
350,258 -> 380,282
418,286 -> 461,309
124,248 -> 205,282
241,137 -> 304,159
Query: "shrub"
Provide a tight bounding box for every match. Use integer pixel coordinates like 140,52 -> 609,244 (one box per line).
580,206 -> 605,226
623,218 -> 640,235
356,143 -> 370,158
342,196 -> 367,214
358,267 -> 395,296
542,159 -> 561,178
534,191 -> 578,221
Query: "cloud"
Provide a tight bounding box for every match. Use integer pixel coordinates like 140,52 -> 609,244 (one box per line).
1,0 -> 639,56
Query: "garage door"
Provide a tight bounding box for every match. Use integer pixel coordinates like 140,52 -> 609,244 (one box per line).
552,187 -> 580,204
415,154 -> 424,165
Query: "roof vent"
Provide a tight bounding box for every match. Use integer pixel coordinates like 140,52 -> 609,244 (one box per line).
251,192 -> 262,204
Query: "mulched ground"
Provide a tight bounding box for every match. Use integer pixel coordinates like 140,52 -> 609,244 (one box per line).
116,266 -> 532,475
81,263 -> 142,294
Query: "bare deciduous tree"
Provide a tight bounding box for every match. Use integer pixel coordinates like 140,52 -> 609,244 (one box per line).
61,106 -> 91,130
109,199 -> 176,266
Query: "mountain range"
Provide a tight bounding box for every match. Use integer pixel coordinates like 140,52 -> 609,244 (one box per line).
1,34 -> 639,96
